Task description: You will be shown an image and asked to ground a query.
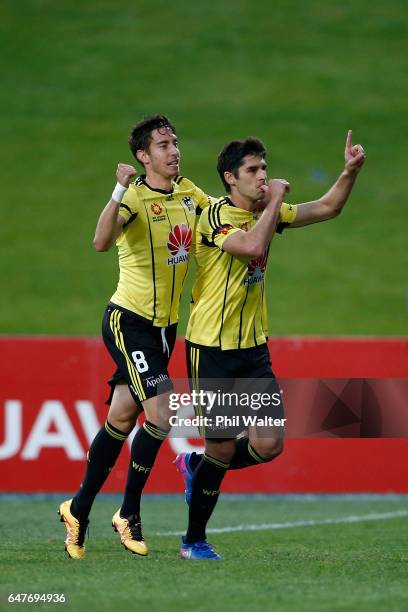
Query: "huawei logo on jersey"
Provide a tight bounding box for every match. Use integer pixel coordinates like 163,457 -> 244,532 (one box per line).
244,252 -> 267,286
167,224 -> 192,266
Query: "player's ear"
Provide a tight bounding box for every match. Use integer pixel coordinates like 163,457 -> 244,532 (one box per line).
224,171 -> 236,189
137,149 -> 149,166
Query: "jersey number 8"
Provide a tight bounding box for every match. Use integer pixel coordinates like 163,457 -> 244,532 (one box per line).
131,351 -> 149,373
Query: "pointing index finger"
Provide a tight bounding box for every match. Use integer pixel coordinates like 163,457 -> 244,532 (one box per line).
346,129 -> 353,151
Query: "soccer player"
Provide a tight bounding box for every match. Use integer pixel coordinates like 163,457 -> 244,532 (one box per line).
177,131 -> 366,559
58,115 -> 213,559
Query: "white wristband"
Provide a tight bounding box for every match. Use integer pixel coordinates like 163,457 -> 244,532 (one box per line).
111,182 -> 128,203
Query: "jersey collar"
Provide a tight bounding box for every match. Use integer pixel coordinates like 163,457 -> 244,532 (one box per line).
224,196 -> 257,216
140,175 -> 174,195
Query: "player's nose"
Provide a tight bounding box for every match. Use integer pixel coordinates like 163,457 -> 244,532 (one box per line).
170,143 -> 179,157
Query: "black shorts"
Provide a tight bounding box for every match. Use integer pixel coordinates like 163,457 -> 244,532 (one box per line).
103,303 -> 177,405
185,341 -> 284,438
186,341 -> 278,380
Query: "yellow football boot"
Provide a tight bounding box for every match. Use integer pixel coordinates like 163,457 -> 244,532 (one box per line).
58,499 -> 88,560
112,510 -> 148,556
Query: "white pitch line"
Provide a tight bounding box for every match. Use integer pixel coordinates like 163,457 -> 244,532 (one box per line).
154,509 -> 408,537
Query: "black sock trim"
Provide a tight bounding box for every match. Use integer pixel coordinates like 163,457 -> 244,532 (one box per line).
143,420 -> 168,440
203,453 -> 230,470
247,442 -> 267,463
104,420 -> 129,441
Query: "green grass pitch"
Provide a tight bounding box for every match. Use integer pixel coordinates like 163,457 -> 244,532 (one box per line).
1,495 -> 407,611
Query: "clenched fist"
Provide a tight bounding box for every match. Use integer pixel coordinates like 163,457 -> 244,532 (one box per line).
116,163 -> 137,188
261,178 -> 291,206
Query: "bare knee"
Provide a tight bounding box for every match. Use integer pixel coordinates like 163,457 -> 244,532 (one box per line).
108,412 -> 137,434
251,438 -> 284,462
142,393 -> 173,433
205,439 -> 236,464
108,384 -> 141,433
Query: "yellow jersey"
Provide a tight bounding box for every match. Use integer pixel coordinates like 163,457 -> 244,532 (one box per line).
186,197 -> 297,349
111,175 -> 212,327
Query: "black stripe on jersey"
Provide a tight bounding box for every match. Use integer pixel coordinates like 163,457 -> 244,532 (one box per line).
215,203 -> 222,227
123,213 -> 138,227
219,257 -> 233,348
212,203 -> 220,230
238,285 -> 250,350
165,210 -> 176,326
202,235 -> 216,248
216,202 -> 224,226
120,203 -> 132,215
276,222 -> 289,234
179,204 -> 191,303
142,202 -> 157,323
259,246 -> 269,332
175,176 -> 184,185
210,202 -> 222,231
208,205 -> 216,231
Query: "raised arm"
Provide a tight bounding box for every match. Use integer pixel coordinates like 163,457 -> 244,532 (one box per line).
222,179 -> 290,258
93,163 -> 137,251
290,130 -> 366,228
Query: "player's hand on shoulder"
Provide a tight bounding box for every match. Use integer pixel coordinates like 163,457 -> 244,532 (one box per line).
344,130 -> 366,173
117,163 -> 137,187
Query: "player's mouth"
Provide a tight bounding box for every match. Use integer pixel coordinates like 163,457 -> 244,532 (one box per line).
168,159 -> 179,167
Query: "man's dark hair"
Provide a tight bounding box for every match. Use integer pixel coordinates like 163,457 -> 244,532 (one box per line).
217,137 -> 266,192
128,115 -> 176,167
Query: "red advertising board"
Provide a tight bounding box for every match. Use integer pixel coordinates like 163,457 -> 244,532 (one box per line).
1,336 -> 407,493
